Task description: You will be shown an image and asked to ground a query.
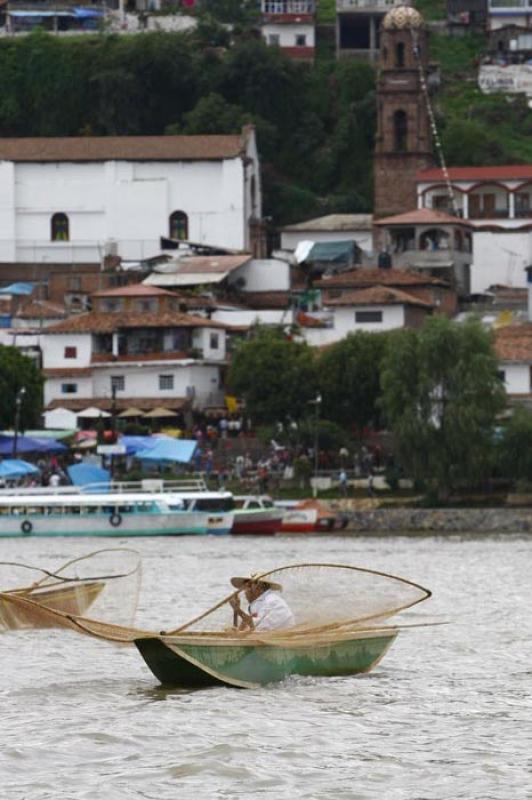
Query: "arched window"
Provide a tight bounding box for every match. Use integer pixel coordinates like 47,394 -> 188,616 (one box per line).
393,110 -> 408,152
51,213 -> 69,242
169,211 -> 188,241
395,42 -> 405,67
395,42 -> 405,68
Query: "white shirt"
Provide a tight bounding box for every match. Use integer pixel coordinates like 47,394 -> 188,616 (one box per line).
249,589 -> 295,631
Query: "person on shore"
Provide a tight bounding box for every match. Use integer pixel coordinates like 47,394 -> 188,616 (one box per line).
229,575 -> 295,632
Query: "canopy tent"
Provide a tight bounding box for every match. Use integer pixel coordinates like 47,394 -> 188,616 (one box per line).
143,407 -> 177,419
0,459 -> 39,479
0,435 -> 67,455
67,463 -> 110,490
76,407 -> 111,419
0,282 -> 35,295
118,408 -> 145,418
135,438 -> 197,464
4,429 -> 77,441
120,435 -> 172,456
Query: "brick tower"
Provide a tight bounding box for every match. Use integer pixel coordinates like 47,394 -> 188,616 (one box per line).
373,4 -> 434,220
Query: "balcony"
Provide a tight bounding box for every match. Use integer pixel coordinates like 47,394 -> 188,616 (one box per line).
262,0 -> 315,13
337,0 -> 395,12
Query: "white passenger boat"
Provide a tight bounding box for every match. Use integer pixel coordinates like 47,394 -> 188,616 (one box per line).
0,489 -> 234,538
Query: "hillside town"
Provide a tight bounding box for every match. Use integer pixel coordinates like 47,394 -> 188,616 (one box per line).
0,0 -> 531,499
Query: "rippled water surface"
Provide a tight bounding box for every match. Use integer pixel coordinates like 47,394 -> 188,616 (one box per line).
1,534 -> 531,800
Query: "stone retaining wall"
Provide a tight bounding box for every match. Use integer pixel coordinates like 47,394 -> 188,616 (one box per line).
342,508 -> 532,533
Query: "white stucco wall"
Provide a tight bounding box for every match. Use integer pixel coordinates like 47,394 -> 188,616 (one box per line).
191,327 -> 227,360
300,304 -> 406,347
230,259 -> 290,292
262,22 -> 315,48
43,407 -> 79,430
281,230 -> 373,253
472,231 -> 531,293
42,334 -> 92,368
44,376 -> 94,407
211,307 -> 287,327
0,138 -> 261,265
500,362 -> 530,395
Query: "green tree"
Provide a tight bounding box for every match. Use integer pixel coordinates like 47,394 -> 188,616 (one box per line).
318,331 -> 389,432
496,406 -> 532,485
228,327 -> 318,424
380,317 -> 505,501
0,346 -> 43,430
167,92 -> 247,135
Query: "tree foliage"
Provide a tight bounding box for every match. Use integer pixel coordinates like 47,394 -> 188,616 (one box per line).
380,317 -> 505,499
317,331 -> 389,432
496,406 -> 532,484
0,32 -> 375,225
228,327 -> 318,424
0,346 -> 43,431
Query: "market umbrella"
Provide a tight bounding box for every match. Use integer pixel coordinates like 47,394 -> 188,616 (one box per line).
118,408 -> 144,418
0,435 -> 67,455
77,407 -> 111,419
143,408 -> 177,419
0,459 -> 40,479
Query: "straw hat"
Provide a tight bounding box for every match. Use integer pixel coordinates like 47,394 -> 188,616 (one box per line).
230,573 -> 282,591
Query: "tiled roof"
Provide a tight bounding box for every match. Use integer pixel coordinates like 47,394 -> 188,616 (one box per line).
42,368 -> 93,378
374,208 -> 472,227
168,255 -> 252,274
418,165 -> 532,183
17,301 -> 68,319
239,291 -> 292,309
315,268 -> 447,289
46,397 -> 187,412
92,284 -> 178,298
45,311 -> 226,334
495,324 -> 532,362
0,135 -> 247,163
325,286 -> 433,309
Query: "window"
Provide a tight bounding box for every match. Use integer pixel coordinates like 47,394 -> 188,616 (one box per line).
69,276 -> 82,291
393,110 -> 408,152
64,346 -> 77,359
497,370 -> 506,384
101,299 -> 123,313
295,34 -> 307,47
210,333 -> 219,350
111,375 -> 125,392
51,213 -> 69,242
268,34 -> 280,46
355,310 -> 383,324
395,42 -> 405,68
169,211 -> 188,241
61,383 -> 78,394
159,374 -> 174,390
135,299 -> 157,313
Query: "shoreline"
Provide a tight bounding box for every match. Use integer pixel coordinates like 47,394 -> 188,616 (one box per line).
336,506 -> 532,534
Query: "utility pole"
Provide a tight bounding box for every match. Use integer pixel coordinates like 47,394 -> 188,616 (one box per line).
12,387 -> 27,458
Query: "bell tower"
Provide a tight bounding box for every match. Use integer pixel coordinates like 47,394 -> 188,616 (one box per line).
373,4 -> 434,220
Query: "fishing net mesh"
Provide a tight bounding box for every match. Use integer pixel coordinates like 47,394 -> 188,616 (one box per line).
0,548 -> 141,632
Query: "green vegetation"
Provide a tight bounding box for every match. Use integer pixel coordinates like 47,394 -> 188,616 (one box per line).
0,346 -> 43,431
380,317 -> 505,501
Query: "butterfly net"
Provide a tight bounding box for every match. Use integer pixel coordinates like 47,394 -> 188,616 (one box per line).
166,563 -> 431,638
0,548 -> 141,633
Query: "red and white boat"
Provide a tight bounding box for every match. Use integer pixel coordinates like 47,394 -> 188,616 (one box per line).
231,496 -> 284,535
276,499 -> 349,533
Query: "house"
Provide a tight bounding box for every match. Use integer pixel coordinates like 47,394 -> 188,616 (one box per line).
261,0 -> 316,61
41,284 -> 229,428
336,0 -> 394,61
374,208 -> 473,296
280,214 -> 374,254
447,0 -> 488,34
487,0 -> 532,33
0,128 -> 261,282
417,165 -> 532,293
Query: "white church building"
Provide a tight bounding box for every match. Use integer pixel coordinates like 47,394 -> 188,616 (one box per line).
0,128 -> 261,276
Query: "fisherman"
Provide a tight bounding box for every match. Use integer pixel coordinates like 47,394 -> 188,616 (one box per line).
229,575 -> 295,632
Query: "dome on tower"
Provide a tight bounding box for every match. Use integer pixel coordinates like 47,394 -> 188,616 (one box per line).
382,4 -> 424,30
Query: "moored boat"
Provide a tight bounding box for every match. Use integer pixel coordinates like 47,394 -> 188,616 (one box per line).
276,499 -> 349,533
232,495 -> 284,535
0,490 -> 234,537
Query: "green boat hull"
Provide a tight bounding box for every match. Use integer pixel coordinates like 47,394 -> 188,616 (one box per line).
135,631 -> 398,689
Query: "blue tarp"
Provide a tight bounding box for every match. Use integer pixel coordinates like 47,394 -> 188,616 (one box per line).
120,435 -> 168,456
67,463 -> 110,490
136,439 -> 197,465
0,459 -> 39,479
0,435 -> 67,455
0,282 -> 34,295
74,7 -> 104,17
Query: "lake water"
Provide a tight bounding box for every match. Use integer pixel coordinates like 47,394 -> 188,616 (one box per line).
1,533 -> 531,800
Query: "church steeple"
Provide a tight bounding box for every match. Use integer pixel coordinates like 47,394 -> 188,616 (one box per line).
373,4 -> 434,220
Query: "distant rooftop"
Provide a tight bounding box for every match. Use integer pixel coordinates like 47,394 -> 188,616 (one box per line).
375,208 -> 472,228
418,165 -> 532,183
282,214 -> 373,233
